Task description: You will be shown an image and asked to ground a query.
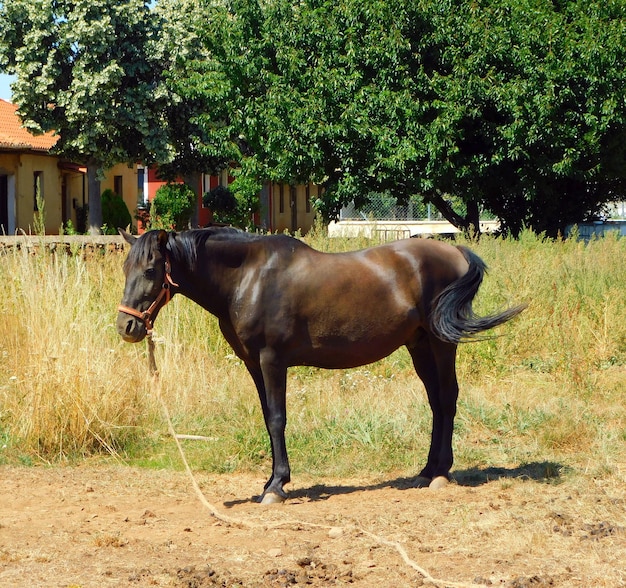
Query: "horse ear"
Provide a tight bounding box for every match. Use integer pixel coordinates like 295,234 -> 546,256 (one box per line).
118,228 -> 136,245
157,229 -> 170,248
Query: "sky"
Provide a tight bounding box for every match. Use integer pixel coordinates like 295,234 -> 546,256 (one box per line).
0,74 -> 14,101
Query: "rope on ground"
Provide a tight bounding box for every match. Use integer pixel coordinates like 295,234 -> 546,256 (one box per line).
146,335 -> 484,588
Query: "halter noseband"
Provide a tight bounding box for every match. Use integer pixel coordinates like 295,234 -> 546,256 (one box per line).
118,255 -> 179,335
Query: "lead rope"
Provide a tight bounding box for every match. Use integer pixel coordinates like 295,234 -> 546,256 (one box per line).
146,333 -> 246,527
147,334 -> 158,377
145,336 -> 482,588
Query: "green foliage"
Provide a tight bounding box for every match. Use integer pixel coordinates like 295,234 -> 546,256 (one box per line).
203,185 -> 237,223
202,176 -> 261,229
101,189 -> 131,235
152,0 -> 233,182
188,0 -> 626,236
3,0 -> 625,236
228,174 -> 261,230
61,219 -> 79,235
415,0 -> 626,236
33,179 -> 45,236
151,182 -> 196,230
0,0 -> 171,232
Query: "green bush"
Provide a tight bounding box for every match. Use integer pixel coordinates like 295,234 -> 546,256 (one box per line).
101,189 -> 132,235
151,183 -> 196,230
202,177 -> 260,230
203,185 -> 238,225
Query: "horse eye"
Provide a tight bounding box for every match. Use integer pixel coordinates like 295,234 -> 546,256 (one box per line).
143,268 -> 156,280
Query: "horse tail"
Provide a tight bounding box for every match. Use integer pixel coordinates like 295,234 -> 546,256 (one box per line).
429,246 -> 526,344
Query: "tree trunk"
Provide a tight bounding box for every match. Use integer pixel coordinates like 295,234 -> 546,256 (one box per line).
426,192 -> 482,237
466,200 -> 481,238
86,163 -> 102,235
183,171 -> 201,228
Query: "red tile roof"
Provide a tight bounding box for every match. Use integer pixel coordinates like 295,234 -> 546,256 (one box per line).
0,99 -> 58,151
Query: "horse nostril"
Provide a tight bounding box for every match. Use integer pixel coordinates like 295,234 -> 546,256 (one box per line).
125,320 -> 134,336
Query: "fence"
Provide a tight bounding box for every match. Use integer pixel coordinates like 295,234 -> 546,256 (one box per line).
340,196 -> 626,223
339,194 -> 496,222
0,234 -> 127,254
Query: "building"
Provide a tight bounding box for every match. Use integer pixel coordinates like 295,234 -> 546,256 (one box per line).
0,99 -> 144,234
1,98 -> 318,235
0,98 -> 65,234
141,167 -> 319,234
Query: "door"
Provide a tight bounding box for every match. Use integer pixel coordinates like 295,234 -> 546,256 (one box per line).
0,175 -> 8,234
290,185 -> 297,233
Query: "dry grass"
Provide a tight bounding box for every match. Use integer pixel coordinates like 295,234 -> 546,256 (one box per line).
0,246 -> 149,460
0,230 -> 624,486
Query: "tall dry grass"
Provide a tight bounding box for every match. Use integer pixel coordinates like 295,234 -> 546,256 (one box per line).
0,230 -> 624,484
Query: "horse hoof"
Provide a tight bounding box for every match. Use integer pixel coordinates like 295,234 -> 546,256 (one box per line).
414,476 -> 432,488
429,476 -> 449,490
260,492 -> 286,505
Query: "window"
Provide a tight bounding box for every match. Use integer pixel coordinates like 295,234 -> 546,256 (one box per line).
279,184 -> 284,214
137,167 -> 145,206
33,171 -> 43,211
305,184 -> 311,213
114,175 -> 123,197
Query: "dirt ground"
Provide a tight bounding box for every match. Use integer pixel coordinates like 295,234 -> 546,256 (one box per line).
0,464 -> 624,588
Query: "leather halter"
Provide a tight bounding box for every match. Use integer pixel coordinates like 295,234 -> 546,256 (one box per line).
118,255 -> 179,335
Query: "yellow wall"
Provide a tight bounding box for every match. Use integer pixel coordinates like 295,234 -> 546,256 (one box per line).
0,151 -> 64,234
0,152 -> 19,175
62,170 -> 86,231
271,182 -> 318,233
1,154 -> 317,235
0,155 -> 141,234
101,163 -> 141,221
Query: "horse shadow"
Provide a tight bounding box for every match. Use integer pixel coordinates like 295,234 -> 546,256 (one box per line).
223,461 -> 568,506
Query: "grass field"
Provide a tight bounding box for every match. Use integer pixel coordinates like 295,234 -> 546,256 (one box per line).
0,229 -> 624,488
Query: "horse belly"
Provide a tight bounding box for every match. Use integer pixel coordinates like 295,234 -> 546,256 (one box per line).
292,314 -> 419,369
280,248 -> 425,368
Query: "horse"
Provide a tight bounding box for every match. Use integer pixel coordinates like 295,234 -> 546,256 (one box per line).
117,227 -> 525,503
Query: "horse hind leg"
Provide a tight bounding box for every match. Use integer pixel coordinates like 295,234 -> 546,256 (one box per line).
407,330 -> 459,489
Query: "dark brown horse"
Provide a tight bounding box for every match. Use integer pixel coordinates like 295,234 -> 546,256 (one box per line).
117,227 -> 524,503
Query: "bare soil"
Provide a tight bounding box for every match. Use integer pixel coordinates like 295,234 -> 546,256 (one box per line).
1,464 -> 624,587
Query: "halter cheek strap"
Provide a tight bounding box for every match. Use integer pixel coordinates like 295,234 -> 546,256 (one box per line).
118,256 -> 179,335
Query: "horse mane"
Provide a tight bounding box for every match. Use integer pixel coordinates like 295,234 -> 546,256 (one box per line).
129,227 -> 304,274
166,227 -> 270,271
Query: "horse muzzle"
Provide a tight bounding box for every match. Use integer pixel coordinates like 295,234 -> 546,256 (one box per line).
117,312 -> 148,343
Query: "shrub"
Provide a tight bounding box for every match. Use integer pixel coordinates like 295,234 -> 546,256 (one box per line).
101,189 -> 132,234
203,185 -> 238,224
151,183 -> 196,230
203,177 -> 260,229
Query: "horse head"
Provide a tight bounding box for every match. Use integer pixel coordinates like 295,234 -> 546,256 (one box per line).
117,229 -> 177,343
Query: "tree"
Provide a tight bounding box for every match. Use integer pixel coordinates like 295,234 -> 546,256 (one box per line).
199,0 -> 430,222
415,0 -> 626,236
202,182 -> 260,229
153,0 -> 234,224
101,188 -> 131,234
195,0 -> 626,236
0,0 -> 170,234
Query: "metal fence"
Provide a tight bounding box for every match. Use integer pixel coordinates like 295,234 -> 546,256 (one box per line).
340,196 -> 626,222
339,194 -> 496,221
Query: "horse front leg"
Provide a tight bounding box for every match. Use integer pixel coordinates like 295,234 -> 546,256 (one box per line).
248,353 -> 290,504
